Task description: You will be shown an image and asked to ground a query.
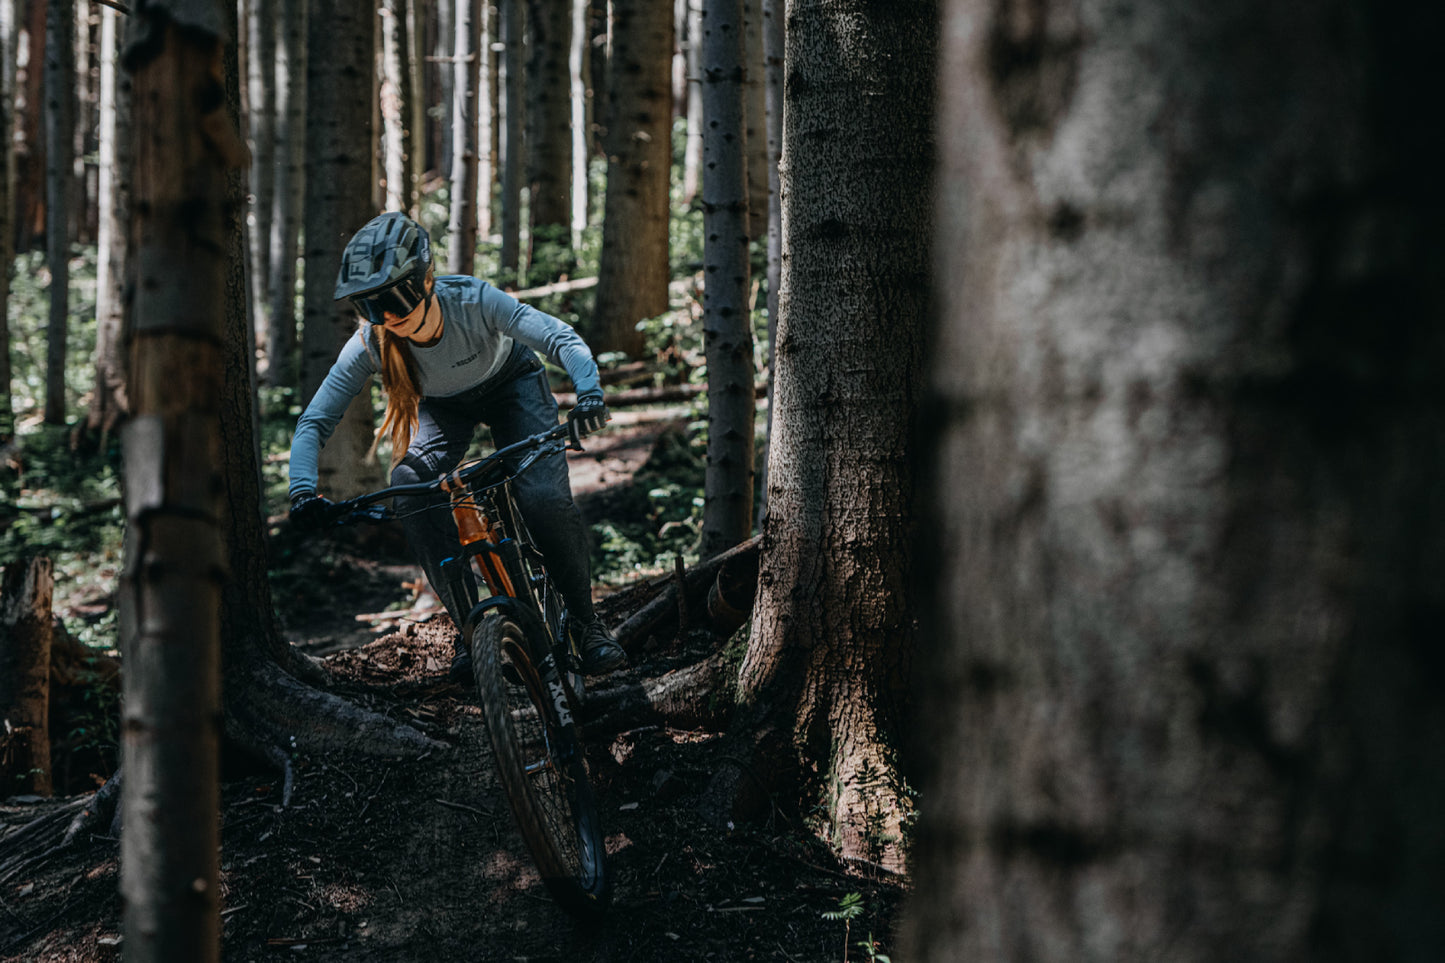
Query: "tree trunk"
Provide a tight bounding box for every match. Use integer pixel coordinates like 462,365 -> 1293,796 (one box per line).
380,0 -> 414,214
0,557 -> 53,797
247,0 -> 276,347
902,0 -> 1445,958
83,3 -> 129,442
448,0 -> 481,274
301,0 -> 383,499
712,0 -> 933,874
568,0 -> 589,249
525,0 -> 572,272
741,0 -> 765,240
698,0 -> 753,558
591,0 -> 673,358
42,0 -> 72,426
120,9 -> 238,954
477,0 -> 494,238
407,0 -> 427,202
0,0 -> 16,437
498,0 -> 523,278
754,0 -> 780,524
263,0 -> 306,389
434,0 -> 454,180
14,0 -> 44,254
681,0 -> 702,205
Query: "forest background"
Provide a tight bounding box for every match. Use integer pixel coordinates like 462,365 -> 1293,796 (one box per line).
2,0 -> 1444,960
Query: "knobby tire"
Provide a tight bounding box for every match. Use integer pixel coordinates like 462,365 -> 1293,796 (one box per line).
472,616 -> 611,917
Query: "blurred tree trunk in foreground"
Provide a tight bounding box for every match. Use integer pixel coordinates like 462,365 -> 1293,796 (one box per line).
119,3 -> 237,954
592,0 -> 673,358
902,0 -> 1445,959
710,0 -> 933,874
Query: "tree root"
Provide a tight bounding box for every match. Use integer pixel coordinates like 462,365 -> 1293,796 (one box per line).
582,652 -> 735,735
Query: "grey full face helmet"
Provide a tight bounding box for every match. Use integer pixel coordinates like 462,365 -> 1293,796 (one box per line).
334,212 -> 433,325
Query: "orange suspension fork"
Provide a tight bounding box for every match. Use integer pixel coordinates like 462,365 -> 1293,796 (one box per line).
450,491 -> 516,598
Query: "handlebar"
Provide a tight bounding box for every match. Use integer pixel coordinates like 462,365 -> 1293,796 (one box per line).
323,419 -> 585,528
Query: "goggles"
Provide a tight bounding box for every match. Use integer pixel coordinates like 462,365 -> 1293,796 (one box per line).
350,273 -> 428,324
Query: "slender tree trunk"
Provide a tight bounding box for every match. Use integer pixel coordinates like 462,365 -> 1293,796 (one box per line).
84,3 -> 129,441
448,0 -> 481,274
42,0 -> 73,426
264,0 -> 306,389
71,0 -> 90,245
407,0 -> 426,199
14,0 -> 44,253
0,0 -> 16,436
681,0 -> 703,205
477,0 -> 494,238
434,0 -> 454,179
302,0 -> 382,498
380,0 -> 413,213
592,0 -> 672,358
711,0 -> 933,874
902,0 -> 1445,958
499,0 -> 523,278
741,0 -> 765,240
568,0 -> 589,249
698,0 -> 753,558
525,0 -> 572,275
754,0 -> 781,524
0,557 -> 53,797
247,0 -> 276,347
120,6 -> 240,955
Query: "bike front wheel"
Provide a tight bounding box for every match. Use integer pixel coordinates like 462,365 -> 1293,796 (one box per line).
471,615 -> 611,916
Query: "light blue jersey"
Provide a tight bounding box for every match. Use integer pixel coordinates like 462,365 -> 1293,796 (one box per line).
289,275 -> 603,496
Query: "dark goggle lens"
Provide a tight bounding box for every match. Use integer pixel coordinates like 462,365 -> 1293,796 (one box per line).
353,276 -> 426,323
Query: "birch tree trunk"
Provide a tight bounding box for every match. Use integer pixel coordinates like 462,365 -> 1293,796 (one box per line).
448,0 -> 481,274
711,0 -> 932,874
263,0 -> 305,389
380,0 -> 414,213
681,0 -> 703,204
84,3 -> 129,441
0,557 -> 53,797
42,0 -> 73,426
592,0 -> 672,359
568,0 -> 589,248
499,0 -> 523,278
477,0 -> 493,237
301,0 -> 382,498
407,0 -> 426,199
119,2 -> 240,953
902,0 -> 1445,958
698,0 -> 753,558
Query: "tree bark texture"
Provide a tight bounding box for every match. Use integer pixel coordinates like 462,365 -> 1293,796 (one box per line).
42,0 -> 73,426
902,0 -> 1445,959
246,0 -> 276,342
720,0 -> 932,873
477,0 -> 494,237
301,0 -> 382,499
448,0 -> 481,274
681,0 -> 703,204
263,0 -> 306,388
434,0 -> 454,179
568,0 -> 589,247
499,0 -> 523,276
0,0 -> 16,434
380,0 -> 414,214
740,0 -> 766,240
698,0 -> 753,558
592,0 -> 673,358
85,4 -> 130,440
120,10 -> 240,957
0,557 -> 54,797
525,0 -> 572,248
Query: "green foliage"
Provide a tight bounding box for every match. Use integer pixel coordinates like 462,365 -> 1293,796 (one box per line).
6,248 -> 100,425
822,893 -> 892,963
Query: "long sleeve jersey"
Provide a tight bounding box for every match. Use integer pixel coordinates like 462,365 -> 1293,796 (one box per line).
288,274 -> 603,497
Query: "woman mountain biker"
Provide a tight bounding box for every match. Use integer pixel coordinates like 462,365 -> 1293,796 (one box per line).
287,211 -> 626,682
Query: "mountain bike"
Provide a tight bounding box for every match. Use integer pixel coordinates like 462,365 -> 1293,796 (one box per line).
322,419 -> 611,917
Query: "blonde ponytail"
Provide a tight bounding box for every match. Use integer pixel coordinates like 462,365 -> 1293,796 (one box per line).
364,324 -> 422,468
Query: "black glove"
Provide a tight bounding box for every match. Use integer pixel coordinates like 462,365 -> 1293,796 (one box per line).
289,491 -> 334,532
567,397 -> 610,438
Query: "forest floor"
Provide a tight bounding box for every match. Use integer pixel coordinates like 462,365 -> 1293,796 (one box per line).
0,410 -> 907,962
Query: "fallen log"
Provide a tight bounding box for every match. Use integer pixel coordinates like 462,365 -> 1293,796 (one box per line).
582,651 -> 734,734
614,535 -> 762,647
555,381 -> 769,409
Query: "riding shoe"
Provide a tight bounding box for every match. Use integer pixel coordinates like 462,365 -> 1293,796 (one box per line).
578,620 -> 626,675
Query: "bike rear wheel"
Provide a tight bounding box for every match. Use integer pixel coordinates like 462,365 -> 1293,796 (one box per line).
471,615 -> 610,916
